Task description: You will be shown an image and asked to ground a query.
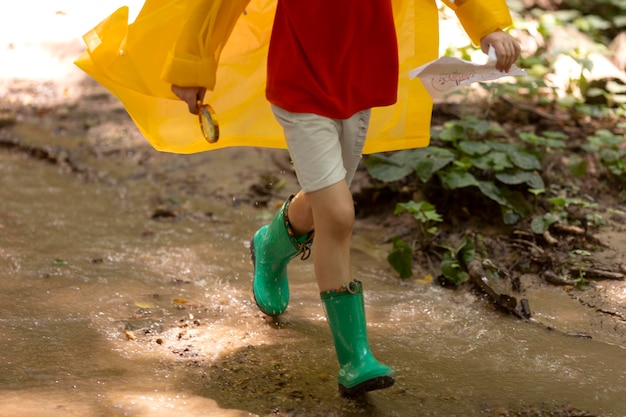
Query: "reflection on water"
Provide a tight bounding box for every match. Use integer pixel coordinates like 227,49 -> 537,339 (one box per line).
0,149 -> 625,417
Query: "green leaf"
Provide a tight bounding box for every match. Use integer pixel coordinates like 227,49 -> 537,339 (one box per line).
438,168 -> 479,189
531,212 -> 562,234
502,209 -> 521,225
395,200 -> 425,215
507,149 -> 542,170
424,210 -> 444,223
543,131 -> 568,140
525,173 -> 545,190
470,151 -> 513,171
547,197 -> 567,207
600,148 -> 620,163
485,140 -> 516,152
365,148 -> 457,183
457,140 -> 491,156
544,138 -> 567,148
476,181 -> 509,206
440,251 -> 470,286
495,171 -> 531,185
568,154 -> 588,177
395,201 -> 443,224
495,171 -> 545,190
499,188 -> 533,217
547,197 -> 597,209
438,123 -> 467,141
413,148 -> 456,182
364,153 -> 414,182
574,14 -> 611,32
456,236 -> 475,267
518,132 -> 542,145
530,216 -> 548,234
586,87 -> 606,98
387,237 -> 414,279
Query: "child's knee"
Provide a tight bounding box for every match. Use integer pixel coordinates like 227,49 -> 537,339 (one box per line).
324,201 -> 354,235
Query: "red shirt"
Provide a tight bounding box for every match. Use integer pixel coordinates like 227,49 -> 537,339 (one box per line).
266,0 -> 399,119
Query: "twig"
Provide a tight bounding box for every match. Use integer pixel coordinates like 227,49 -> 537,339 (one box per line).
511,238 -> 545,254
569,267 -> 624,281
550,223 -> 610,248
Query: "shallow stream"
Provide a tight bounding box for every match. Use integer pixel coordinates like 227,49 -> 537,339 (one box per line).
1,134 -> 625,417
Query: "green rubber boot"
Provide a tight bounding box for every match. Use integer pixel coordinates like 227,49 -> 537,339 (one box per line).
321,280 -> 395,397
251,195 -> 313,316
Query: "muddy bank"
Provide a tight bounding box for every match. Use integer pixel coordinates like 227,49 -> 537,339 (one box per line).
2,141 -> 625,417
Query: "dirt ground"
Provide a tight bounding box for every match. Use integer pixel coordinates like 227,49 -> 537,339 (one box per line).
1,2 -> 625,340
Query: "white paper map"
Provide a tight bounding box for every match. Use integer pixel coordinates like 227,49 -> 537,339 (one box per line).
410,47 -> 526,99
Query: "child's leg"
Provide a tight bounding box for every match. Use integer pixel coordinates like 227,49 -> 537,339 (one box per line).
288,183 -> 395,395
274,107 -> 394,395
282,106 -> 370,289
303,180 -> 353,292
283,191 -> 313,235
252,179 -> 348,315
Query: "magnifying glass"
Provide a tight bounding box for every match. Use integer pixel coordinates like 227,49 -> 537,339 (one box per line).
196,100 -> 219,143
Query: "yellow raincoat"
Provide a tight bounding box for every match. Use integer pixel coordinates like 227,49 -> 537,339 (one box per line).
75,0 -> 512,154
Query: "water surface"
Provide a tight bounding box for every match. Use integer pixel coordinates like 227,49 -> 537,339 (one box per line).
1,147 -> 625,417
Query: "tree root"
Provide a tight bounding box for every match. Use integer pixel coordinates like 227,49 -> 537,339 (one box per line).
467,259 -> 530,320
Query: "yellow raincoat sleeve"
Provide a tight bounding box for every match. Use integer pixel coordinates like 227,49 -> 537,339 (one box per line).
441,0 -> 513,46
160,0 -> 251,90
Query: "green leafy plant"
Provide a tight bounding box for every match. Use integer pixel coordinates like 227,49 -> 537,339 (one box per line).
440,236 -> 475,286
569,266 -> 593,291
365,116 -> 548,225
581,129 -> 626,178
394,200 -> 442,248
387,237 -> 414,279
558,0 -> 626,40
530,196 -> 599,234
518,131 -> 568,150
585,80 -> 626,107
368,1 -> 626,282
385,201 -> 442,279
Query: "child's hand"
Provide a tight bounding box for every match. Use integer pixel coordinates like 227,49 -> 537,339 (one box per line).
480,31 -> 521,73
171,85 -> 207,114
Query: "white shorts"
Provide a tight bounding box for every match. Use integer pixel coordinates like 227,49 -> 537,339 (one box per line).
271,105 -> 371,193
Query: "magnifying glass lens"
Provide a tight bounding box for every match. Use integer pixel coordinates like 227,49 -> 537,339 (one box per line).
197,101 -> 219,143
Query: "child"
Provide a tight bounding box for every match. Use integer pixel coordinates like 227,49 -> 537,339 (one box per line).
171,0 -> 520,397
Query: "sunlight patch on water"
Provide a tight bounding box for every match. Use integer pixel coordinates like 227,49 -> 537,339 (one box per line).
107,392 -> 254,417
337,262 -> 626,416
0,390 -> 97,417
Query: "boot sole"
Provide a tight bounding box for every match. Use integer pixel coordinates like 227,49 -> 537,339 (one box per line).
339,375 -> 395,397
